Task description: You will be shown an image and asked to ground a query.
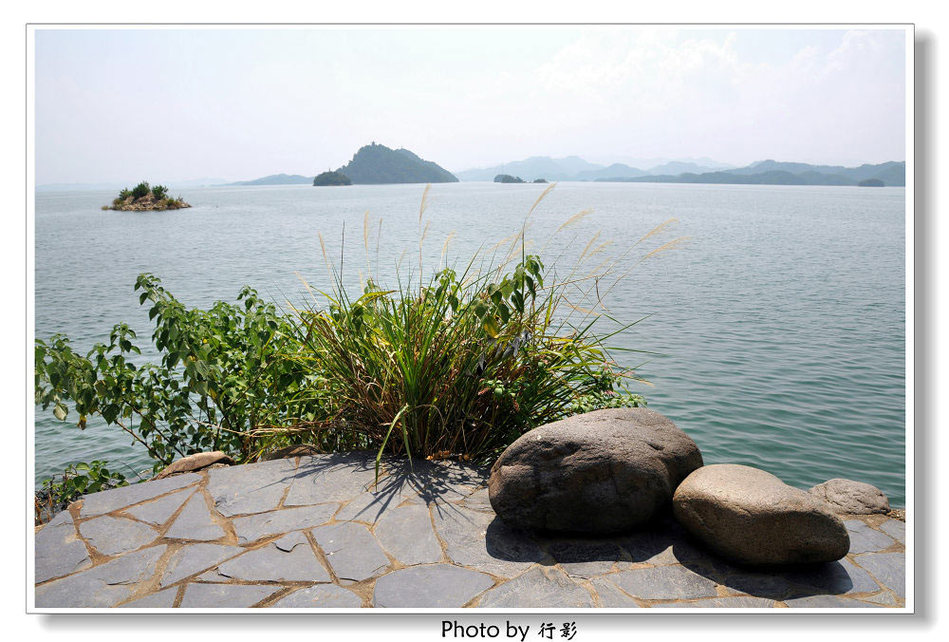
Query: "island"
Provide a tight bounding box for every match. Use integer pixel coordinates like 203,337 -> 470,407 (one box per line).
102,182 -> 190,211
335,142 -> 458,184
313,170 -> 352,186
494,174 -> 526,183
858,178 -> 885,187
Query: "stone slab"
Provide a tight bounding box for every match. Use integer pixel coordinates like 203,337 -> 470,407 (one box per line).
372,503 -> 443,566
853,552 -> 905,597
35,545 -> 167,608
310,522 -> 390,582
179,583 -> 281,608
164,493 -> 227,541
35,513 -> 92,583
230,504 -> 338,544
784,558 -> 880,597
270,584 -> 363,608
160,543 -> 244,587
216,536 -> 331,582
80,475 -> 200,518
373,564 -> 494,607
285,460 -> 380,506
207,458 -> 297,517
543,538 -> 626,579
845,520 -> 897,554
79,515 -> 159,556
334,487 -> 415,523
878,519 -> 905,543
123,489 -> 193,526
431,506 -> 545,578
785,595 -> 884,608
589,577 -> 641,607
118,587 -> 178,608
476,567 -> 595,608
652,596 -> 776,608
607,565 -> 719,600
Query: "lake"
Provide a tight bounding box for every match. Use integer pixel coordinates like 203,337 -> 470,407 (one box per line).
33,181 -> 907,506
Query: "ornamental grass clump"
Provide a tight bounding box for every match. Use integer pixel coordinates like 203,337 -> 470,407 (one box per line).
285,184 -> 679,466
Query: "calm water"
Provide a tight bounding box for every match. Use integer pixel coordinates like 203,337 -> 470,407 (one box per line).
33,182 -> 906,505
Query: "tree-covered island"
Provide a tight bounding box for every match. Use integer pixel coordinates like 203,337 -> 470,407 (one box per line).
103,182 -> 191,211
313,170 -> 352,186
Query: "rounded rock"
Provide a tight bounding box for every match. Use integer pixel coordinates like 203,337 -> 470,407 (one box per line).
673,464 -> 850,566
488,408 -> 703,534
808,478 -> 890,515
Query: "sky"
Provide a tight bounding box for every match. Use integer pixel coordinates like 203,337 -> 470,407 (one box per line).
32,26 -> 908,185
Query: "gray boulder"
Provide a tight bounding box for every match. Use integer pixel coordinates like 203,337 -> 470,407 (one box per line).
808,478 -> 890,515
488,408 -> 703,534
673,464 -> 850,566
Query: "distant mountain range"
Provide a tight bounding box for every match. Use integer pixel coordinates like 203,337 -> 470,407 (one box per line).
37,154 -> 904,192
455,156 -> 737,182
455,156 -> 904,187
603,160 -> 905,187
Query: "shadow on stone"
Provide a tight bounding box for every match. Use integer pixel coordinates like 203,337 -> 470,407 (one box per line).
483,517 -> 547,564
673,539 -> 876,601
294,451 -> 489,512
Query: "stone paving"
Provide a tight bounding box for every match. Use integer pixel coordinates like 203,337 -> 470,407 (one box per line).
33,453 -> 907,609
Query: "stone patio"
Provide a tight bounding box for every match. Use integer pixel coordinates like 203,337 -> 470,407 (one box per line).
33,453 -> 907,609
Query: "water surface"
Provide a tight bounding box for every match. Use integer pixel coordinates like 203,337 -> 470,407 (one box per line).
33,182 -> 906,505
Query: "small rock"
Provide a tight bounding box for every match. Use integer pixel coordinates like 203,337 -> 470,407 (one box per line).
673,464 -> 850,566
808,478 -> 890,515
489,408 -> 703,534
154,452 -> 234,479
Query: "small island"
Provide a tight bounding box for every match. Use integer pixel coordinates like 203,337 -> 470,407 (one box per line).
313,170 -> 352,186
858,178 -> 885,187
103,182 -> 191,211
494,174 -> 526,183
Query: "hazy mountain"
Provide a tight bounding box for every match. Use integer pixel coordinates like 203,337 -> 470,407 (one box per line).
598,160 -> 905,187
727,160 -> 905,185
229,173 -> 313,186
455,156 -> 604,182
574,163 -> 649,180
646,160 -> 731,175
338,143 -> 458,184
455,155 -> 733,181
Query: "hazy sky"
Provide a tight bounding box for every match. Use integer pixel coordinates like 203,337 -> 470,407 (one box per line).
33,26 -> 907,184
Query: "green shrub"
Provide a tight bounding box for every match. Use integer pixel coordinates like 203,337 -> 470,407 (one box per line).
118,188 -> 132,201
35,460 -> 129,524
35,277 -> 325,470
130,181 -> 150,200
151,184 -> 169,200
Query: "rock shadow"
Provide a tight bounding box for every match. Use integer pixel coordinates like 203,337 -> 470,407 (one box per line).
484,517 -> 548,565
673,540 -> 863,600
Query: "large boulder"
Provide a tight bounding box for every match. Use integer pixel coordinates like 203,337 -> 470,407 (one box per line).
808,478 -> 890,515
488,408 -> 703,534
673,464 -> 850,566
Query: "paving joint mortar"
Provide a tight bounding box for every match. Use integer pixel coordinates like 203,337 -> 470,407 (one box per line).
34,453 -> 906,609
